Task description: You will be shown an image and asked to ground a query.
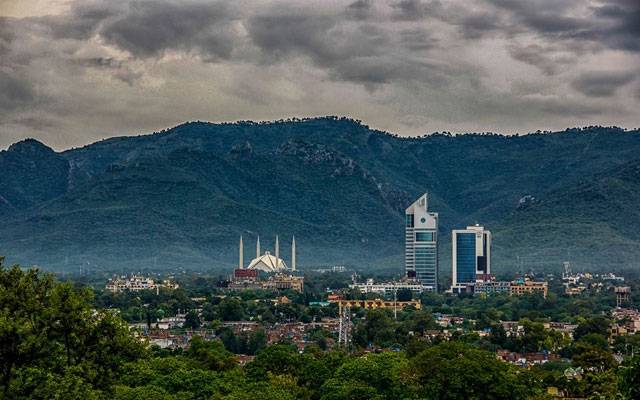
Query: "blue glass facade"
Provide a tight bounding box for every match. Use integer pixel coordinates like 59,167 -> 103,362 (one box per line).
415,245 -> 437,284
456,233 -> 476,284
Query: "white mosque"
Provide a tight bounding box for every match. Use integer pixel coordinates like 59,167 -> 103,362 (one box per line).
238,234 -> 296,273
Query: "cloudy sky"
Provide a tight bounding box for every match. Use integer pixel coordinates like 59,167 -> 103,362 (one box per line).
0,0 -> 639,150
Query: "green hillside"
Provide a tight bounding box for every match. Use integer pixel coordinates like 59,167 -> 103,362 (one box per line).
0,117 -> 639,274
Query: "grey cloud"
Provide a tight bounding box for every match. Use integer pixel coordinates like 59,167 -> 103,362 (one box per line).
77,57 -> 143,86
0,0 -> 639,150
248,14 -> 340,62
390,0 -> 437,21
346,0 -> 375,20
29,1 -> 238,61
489,0 -> 640,52
571,70 -> 636,97
591,0 -> 640,51
247,10 -> 459,87
399,29 -> 438,51
508,44 -> 574,75
44,1 -> 122,40
100,1 -> 236,60
0,70 -> 35,111
459,13 -> 501,39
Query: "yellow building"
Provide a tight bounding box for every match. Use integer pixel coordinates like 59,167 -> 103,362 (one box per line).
510,279 -> 548,298
330,298 -> 421,310
262,274 -> 304,293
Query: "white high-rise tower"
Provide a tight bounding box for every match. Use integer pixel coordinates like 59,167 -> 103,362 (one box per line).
405,193 -> 438,291
275,235 -> 279,269
291,236 -> 296,271
239,235 -> 244,269
256,235 -> 260,258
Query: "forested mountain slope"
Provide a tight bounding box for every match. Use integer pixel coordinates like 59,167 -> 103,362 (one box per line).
0,117 -> 638,273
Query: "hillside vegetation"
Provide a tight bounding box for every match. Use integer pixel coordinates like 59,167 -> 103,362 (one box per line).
0,117 -> 639,274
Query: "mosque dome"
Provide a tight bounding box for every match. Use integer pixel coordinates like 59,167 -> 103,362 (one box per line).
246,251 -> 287,273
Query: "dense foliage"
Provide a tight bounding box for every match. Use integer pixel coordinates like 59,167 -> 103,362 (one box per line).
4,261 -> 640,399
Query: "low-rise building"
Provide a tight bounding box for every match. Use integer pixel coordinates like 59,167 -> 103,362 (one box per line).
509,278 -> 548,298
349,278 -> 431,297
474,280 -> 510,296
106,274 -> 179,293
329,298 -> 421,310
228,273 -> 304,293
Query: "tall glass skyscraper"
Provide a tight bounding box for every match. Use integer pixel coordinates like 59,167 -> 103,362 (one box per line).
451,225 -> 491,292
405,193 -> 438,291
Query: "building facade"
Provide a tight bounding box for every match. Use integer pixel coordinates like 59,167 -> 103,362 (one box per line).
405,193 -> 438,291
509,279 -> 548,298
349,278 -> 432,296
105,275 -> 178,293
451,225 -> 491,292
474,280 -> 510,296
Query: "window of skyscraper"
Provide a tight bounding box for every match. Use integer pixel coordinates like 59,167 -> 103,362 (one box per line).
406,214 -> 414,227
415,232 -> 435,242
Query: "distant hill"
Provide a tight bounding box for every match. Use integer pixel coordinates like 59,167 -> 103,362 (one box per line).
1,117 -> 639,276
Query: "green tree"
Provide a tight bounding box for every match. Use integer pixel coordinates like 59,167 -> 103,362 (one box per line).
574,316 -> 611,342
619,355 -> 640,400
247,328 -> 268,355
246,344 -> 301,380
352,309 -> 397,348
186,336 -> 236,371
184,310 -> 201,330
219,298 -> 246,321
320,353 -> 410,400
408,342 -> 535,400
0,261 -> 145,398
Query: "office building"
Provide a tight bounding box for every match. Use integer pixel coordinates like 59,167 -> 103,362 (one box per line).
405,193 -> 438,291
451,225 -> 491,292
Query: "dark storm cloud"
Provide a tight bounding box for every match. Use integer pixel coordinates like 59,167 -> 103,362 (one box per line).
591,0 -> 640,51
30,0 -> 237,60
0,0 -> 639,150
248,11 -> 460,87
100,1 -> 236,60
571,71 -> 637,97
45,1 -> 121,40
489,0 -> 640,52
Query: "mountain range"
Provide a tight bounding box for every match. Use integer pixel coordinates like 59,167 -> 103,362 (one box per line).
1,117 -> 639,277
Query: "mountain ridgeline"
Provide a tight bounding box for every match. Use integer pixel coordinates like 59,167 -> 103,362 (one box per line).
1,117 -> 639,275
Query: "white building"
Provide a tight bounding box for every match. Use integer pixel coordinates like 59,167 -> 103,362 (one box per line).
238,234 -> 296,273
247,251 -> 288,273
105,275 -> 178,293
451,225 -> 491,292
405,193 -> 438,291
349,278 -> 431,296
